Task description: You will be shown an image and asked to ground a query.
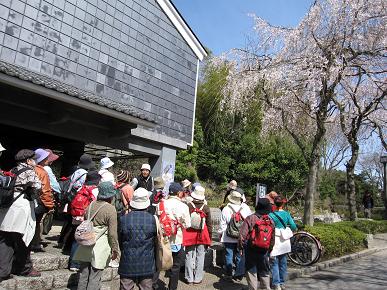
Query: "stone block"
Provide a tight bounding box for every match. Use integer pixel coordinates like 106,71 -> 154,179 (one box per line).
101,268 -> 112,282
0,278 -> 16,290
52,270 -> 78,288
15,273 -> 54,290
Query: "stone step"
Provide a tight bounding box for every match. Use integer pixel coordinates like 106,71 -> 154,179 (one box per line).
30,252 -> 69,271
0,268 -> 119,290
56,279 -> 120,290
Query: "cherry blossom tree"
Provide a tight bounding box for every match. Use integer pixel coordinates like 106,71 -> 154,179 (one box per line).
214,0 -> 386,225
334,73 -> 386,220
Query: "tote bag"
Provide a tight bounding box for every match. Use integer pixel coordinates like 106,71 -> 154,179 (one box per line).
154,216 -> 173,271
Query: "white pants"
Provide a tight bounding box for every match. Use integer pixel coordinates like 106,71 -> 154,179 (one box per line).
185,245 -> 206,283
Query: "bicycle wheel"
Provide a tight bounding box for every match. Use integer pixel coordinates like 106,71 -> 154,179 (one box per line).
287,232 -> 322,266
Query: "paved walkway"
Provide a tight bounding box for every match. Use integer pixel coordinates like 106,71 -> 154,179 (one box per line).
285,248 -> 387,290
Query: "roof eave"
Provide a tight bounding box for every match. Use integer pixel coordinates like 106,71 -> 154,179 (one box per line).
156,0 -> 207,61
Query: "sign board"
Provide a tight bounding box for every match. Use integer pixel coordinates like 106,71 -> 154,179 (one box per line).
380,155 -> 387,164
256,183 -> 267,206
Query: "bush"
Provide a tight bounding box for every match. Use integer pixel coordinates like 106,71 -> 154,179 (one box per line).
341,220 -> 387,234
305,223 -> 366,259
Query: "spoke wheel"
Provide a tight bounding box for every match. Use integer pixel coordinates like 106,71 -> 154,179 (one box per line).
288,232 -> 322,266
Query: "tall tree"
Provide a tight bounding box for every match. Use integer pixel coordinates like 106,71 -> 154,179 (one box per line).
214,0 -> 386,225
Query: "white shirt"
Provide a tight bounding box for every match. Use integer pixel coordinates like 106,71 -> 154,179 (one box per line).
219,202 -> 252,243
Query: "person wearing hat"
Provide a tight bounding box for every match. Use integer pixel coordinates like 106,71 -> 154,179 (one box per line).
70,154 -> 95,192
265,191 -> 279,212
0,149 -> 42,282
74,181 -> 119,290
43,149 -> 60,194
180,179 -> 192,203
183,186 -> 212,285
218,190 -> 252,281
220,180 -> 238,210
114,170 -> 134,215
99,157 -> 115,185
148,176 -> 165,215
118,188 -> 156,290
131,164 -> 154,191
59,154 -> 95,259
68,171 -> 103,271
269,196 -> 297,290
238,198 -> 276,290
159,182 -> 190,290
30,149 -> 55,252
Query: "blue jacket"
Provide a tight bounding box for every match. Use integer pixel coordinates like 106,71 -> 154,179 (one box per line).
118,210 -> 157,278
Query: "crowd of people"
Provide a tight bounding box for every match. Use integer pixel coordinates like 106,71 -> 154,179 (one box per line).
0,143 -> 298,290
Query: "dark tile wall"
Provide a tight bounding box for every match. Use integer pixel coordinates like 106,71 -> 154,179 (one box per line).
0,0 -> 198,143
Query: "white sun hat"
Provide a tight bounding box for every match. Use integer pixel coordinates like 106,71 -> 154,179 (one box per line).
141,163 -> 151,171
130,188 -> 151,210
100,157 -> 114,169
191,185 -> 205,201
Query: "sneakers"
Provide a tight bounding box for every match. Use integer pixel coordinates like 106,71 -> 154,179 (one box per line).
273,285 -> 282,290
108,259 -> 119,268
69,267 -> 79,272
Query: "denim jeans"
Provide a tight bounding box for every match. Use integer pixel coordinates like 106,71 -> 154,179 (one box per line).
223,242 -> 245,277
271,254 -> 288,286
69,241 -> 80,269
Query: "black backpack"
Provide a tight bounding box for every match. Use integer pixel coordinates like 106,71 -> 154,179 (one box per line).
0,167 -> 31,208
57,173 -> 86,205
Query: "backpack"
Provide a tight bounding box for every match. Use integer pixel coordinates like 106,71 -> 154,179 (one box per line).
189,201 -> 206,230
57,172 -> 86,205
249,214 -> 274,249
226,205 -> 244,238
113,183 -> 128,214
158,200 -> 179,237
70,185 -> 96,217
0,167 -> 31,208
74,201 -> 108,246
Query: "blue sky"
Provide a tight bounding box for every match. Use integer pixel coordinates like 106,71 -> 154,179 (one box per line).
172,0 -> 313,55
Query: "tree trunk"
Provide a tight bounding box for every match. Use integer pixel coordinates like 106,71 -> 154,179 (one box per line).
303,158 -> 319,226
346,143 -> 359,220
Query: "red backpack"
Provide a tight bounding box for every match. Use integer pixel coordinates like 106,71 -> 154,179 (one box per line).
70,185 -> 96,217
250,214 -> 273,249
158,200 -> 180,237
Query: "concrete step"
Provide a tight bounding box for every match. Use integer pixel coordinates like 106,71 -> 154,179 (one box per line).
0,267 -> 119,290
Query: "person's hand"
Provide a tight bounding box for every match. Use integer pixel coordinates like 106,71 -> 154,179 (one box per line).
111,250 -> 118,261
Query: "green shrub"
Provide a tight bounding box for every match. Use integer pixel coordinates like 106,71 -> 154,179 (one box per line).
305,223 -> 366,259
341,220 -> 387,234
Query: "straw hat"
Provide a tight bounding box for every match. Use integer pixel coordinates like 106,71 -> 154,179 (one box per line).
181,179 -> 191,189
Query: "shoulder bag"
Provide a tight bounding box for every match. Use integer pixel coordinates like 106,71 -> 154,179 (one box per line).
272,212 -> 293,240
154,215 -> 173,271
